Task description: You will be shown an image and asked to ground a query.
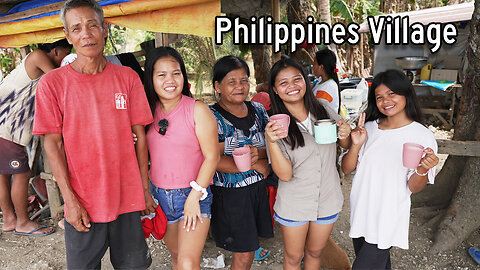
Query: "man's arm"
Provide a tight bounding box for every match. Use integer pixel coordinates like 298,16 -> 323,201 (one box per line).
131,124 -> 156,215
43,133 -> 90,232
25,50 -> 56,80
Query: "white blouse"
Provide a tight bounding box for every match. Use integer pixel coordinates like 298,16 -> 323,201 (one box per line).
348,120 -> 437,249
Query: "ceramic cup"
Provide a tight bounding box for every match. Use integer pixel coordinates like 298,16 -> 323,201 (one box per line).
314,119 -> 337,144
233,146 -> 252,172
270,114 -> 290,137
402,142 -> 425,169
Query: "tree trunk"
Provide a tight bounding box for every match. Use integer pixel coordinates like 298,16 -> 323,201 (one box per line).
412,156 -> 466,208
431,157 -> 480,253
287,0 -> 317,65
417,0 -> 480,252
316,0 -> 331,25
251,45 -> 271,85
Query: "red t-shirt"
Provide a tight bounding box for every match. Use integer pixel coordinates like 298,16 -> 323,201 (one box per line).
33,62 -> 153,222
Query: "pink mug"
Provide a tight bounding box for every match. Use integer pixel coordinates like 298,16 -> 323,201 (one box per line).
402,143 -> 425,169
233,146 -> 252,172
270,114 -> 290,137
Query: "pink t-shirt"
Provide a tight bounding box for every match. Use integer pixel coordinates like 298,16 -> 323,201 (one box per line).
33,62 -> 153,222
146,95 -> 205,189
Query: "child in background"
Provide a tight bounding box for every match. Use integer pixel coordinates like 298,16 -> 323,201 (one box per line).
341,69 -> 439,269
312,48 -> 341,113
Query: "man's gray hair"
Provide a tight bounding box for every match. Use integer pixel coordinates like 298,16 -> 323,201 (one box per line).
60,0 -> 105,30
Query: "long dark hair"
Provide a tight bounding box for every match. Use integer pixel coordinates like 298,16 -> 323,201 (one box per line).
212,55 -> 250,87
268,55 -> 329,150
144,46 -> 192,119
37,38 -> 72,53
365,69 -> 424,124
315,48 -> 340,108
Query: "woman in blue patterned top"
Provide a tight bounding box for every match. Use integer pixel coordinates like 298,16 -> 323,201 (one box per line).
209,55 -> 274,269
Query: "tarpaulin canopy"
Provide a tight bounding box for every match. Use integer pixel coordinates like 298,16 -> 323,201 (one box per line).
0,0 -> 221,48
358,2 -> 474,33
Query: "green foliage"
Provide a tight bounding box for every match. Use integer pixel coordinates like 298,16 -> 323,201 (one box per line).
331,0 -> 355,23
331,0 -> 381,24
174,32 -> 242,97
104,24 -> 155,56
105,25 -> 127,55
353,0 -> 382,22
0,48 -> 21,79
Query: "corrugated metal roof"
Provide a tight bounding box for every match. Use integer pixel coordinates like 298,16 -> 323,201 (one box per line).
358,2 -> 474,33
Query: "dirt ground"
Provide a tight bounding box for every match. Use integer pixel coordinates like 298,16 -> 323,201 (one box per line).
1,128 -> 479,270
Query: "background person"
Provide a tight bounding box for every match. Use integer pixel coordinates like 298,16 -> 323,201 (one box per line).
33,0 -> 154,268
312,48 -> 341,113
0,38 -> 71,236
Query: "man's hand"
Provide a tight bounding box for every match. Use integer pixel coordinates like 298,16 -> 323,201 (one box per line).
142,192 -> 157,216
65,199 -> 91,232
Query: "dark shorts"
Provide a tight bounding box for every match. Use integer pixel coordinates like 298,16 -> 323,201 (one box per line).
352,237 -> 391,269
150,182 -> 212,224
65,211 -> 152,270
211,180 -> 274,253
0,137 -> 29,174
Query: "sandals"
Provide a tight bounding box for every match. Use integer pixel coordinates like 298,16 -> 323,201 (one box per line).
469,247 -> 480,265
13,225 -> 54,236
253,247 -> 271,261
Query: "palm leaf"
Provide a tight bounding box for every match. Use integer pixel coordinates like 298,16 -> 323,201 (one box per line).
331,0 -> 355,23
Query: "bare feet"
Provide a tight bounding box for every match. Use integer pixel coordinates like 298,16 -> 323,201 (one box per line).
2,215 -> 16,232
14,220 -> 54,236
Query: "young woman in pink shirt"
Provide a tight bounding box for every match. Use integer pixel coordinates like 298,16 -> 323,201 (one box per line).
144,47 -> 219,270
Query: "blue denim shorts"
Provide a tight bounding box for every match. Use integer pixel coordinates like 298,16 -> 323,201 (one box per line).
150,182 -> 212,224
273,212 -> 339,227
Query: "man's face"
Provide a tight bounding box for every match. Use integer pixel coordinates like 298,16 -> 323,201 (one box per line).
63,6 -> 107,58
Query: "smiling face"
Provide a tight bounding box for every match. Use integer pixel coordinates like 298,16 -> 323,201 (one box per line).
152,56 -> 184,102
63,6 -> 107,58
273,66 -> 306,105
374,83 -> 407,118
215,68 -> 250,106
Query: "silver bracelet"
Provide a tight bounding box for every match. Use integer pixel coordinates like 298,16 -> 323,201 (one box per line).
414,169 -> 429,176
190,181 -> 208,200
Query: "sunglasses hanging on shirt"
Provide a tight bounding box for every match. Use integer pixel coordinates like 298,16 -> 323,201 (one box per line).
157,119 -> 169,135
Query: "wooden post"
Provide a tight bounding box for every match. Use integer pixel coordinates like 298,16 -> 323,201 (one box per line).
20,46 -> 31,58
39,137 -> 63,220
155,33 -> 169,48
155,32 -> 163,48
437,139 -> 480,156
271,0 -> 281,63
360,34 -> 364,74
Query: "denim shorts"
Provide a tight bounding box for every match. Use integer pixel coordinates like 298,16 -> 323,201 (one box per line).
273,212 -> 339,227
150,182 -> 212,224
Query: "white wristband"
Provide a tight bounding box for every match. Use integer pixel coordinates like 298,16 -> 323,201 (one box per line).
414,169 -> 429,176
190,181 -> 208,200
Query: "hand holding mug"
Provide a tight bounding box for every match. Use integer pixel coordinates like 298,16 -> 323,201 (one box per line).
337,119 -> 351,140
247,145 -> 259,165
265,120 -> 288,144
417,147 -> 439,173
